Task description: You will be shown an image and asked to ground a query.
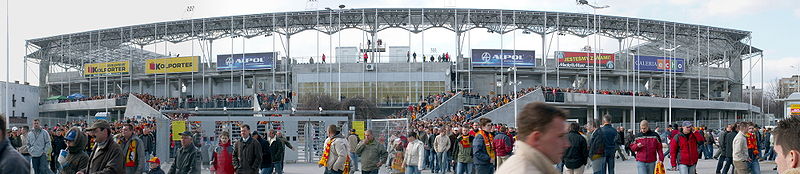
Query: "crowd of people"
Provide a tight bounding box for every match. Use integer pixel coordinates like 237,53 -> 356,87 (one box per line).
388,91 -> 460,120
542,86 -> 693,99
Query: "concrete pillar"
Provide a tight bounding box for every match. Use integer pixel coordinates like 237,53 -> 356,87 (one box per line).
587,107 -> 595,124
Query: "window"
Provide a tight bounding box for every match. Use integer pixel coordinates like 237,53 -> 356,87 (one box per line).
21,97 -> 24,102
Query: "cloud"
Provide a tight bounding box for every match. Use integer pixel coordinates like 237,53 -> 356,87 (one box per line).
795,8 -> 800,18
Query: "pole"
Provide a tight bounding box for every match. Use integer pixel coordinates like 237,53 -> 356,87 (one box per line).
5,0 -> 9,120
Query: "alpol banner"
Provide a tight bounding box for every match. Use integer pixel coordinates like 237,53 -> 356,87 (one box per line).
145,56 -> 200,74
634,55 -> 685,72
216,52 -> 275,71
83,61 -> 130,77
471,49 -> 535,67
556,51 -> 615,69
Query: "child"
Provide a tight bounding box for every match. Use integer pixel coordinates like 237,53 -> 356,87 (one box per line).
147,157 -> 165,174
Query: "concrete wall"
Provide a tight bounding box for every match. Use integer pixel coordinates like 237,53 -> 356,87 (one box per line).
560,92 -> 760,112
39,98 -> 118,112
0,82 -> 40,127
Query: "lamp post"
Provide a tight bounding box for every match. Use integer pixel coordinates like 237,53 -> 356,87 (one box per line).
659,45 -> 681,126
578,0 -> 609,120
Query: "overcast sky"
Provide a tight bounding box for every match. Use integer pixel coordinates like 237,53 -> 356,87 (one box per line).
1,0 -> 798,89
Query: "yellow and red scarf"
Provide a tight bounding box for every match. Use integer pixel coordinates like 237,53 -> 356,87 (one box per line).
460,135 -> 472,148
118,138 -> 138,167
477,130 -> 495,160
318,138 -> 334,166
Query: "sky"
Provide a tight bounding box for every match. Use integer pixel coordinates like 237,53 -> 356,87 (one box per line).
1,0 -> 799,90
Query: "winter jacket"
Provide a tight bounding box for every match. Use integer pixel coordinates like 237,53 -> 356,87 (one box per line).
456,135 -> 473,163
268,137 -> 286,163
0,138 -> 31,174
721,131 -> 736,158
472,131 -> 493,165
233,137 -> 262,174
493,132 -> 513,157
212,142 -> 234,174
168,144 -> 200,174
256,138 -> 273,168
404,139 -> 425,167
79,137 -> 124,174
630,130 -> 664,163
27,128 -> 51,157
598,125 -> 618,156
668,131 -> 704,167
562,131 -> 588,169
118,134 -> 146,174
494,141 -> 559,174
325,136 -> 349,171
732,131 -> 749,162
61,127 -> 90,174
140,133 -> 155,154
148,167 -> 166,174
355,139 -> 388,171
588,130 -> 605,158
347,134 -> 360,153
433,134 -> 451,153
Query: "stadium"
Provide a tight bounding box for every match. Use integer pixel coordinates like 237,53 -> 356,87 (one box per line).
18,8 -> 765,165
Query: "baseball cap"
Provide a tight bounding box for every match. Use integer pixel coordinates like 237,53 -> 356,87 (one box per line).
86,120 -> 110,131
178,131 -> 193,136
11,127 -> 18,131
146,157 -> 161,164
682,121 -> 693,127
64,130 -> 78,141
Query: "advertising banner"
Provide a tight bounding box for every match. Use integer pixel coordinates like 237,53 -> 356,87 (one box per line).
145,56 -> 200,74
352,121 -> 365,139
791,104 -> 800,116
556,51 -> 615,69
83,61 -> 130,77
216,52 -> 275,71
171,121 -> 186,141
471,49 -> 535,67
634,55 -> 685,72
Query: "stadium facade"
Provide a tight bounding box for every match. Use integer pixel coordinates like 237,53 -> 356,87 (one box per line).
25,8 -> 764,128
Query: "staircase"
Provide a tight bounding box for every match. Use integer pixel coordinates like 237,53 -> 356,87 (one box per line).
419,92 -> 465,120
470,88 -> 544,125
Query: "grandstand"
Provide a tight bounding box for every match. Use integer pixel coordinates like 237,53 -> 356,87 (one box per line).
25,8 -> 764,130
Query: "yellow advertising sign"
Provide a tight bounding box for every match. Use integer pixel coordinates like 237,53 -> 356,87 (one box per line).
83,61 -> 130,77
791,104 -> 800,116
353,121 -> 366,140
171,121 -> 186,141
145,56 -> 199,74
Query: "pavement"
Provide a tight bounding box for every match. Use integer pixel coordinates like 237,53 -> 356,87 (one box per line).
162,157 -> 778,174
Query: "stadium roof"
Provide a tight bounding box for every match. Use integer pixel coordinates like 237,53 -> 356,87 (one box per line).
25,8 -> 761,69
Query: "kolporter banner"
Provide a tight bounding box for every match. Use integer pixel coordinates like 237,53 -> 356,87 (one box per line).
145,56 -> 200,74
471,49 -> 535,67
216,52 -> 275,71
634,55 -> 685,72
556,51 -> 615,69
83,61 -> 130,77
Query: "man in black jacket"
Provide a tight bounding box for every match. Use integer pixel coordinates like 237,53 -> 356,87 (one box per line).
715,124 -> 735,174
253,131 -> 273,174
268,130 -> 286,174
562,122 -> 588,174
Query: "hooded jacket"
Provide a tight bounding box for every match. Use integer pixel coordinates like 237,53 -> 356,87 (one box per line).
61,127 -> 90,174
630,129 -> 664,163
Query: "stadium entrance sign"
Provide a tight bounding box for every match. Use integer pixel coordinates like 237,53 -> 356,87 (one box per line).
556,51 -> 615,69
83,61 -> 130,77
216,52 -> 275,71
471,49 -> 535,67
634,55 -> 685,72
145,56 -> 200,74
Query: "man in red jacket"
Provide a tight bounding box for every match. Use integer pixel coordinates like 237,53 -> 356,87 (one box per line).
669,121 -> 705,174
631,120 -> 664,174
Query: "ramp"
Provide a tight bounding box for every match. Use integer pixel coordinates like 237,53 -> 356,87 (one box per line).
419,92 -> 465,120
470,88 -> 544,125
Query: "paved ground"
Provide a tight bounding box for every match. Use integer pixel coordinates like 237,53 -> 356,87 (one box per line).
165,157 -> 778,174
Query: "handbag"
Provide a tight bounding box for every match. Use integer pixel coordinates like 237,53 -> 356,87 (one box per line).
655,161 -> 666,174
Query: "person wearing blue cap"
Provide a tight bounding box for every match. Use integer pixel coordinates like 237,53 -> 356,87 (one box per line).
61,127 -> 89,174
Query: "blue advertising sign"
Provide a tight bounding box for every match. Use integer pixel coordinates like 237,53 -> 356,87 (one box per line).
471,49 -> 535,67
217,52 -> 275,71
634,55 -> 685,72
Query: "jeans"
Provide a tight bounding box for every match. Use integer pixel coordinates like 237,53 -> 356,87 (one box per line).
603,155 -> 616,174
437,152 -> 449,174
678,164 -> 696,174
405,165 -> 421,174
474,164 -> 493,174
764,146 -> 775,160
563,165 -> 585,174
705,144 -> 714,159
592,158 -> 605,174
273,162 -> 283,174
636,161 -> 656,174
749,160 -> 761,174
456,162 -> 472,174
556,162 -> 565,173
350,152 -> 360,171
31,156 -> 52,174
260,167 -> 273,174
716,157 -> 732,174
361,170 -> 379,174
